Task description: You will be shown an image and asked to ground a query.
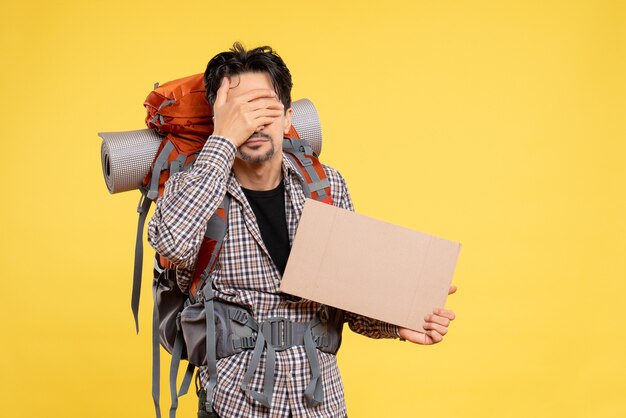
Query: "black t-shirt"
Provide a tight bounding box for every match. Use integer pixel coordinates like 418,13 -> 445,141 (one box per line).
241,182 -> 290,275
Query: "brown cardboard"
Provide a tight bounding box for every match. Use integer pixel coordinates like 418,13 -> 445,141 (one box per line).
280,199 -> 461,332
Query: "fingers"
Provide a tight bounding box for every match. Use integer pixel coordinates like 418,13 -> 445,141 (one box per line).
448,285 -> 457,295
214,77 -> 229,110
425,313 -> 450,327
234,89 -> 278,103
423,321 -> 448,336
398,327 -> 428,345
212,84 -> 283,145
434,308 -> 456,321
424,330 -> 444,344
418,308 -> 456,345
245,97 -> 284,114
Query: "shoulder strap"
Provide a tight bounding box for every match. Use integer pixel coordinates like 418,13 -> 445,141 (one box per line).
283,137 -> 332,205
189,195 -> 231,297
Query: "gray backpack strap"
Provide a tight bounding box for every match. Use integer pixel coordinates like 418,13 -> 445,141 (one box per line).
240,323 -> 277,407
132,192 -> 152,333
132,139 -> 175,332
168,325 -> 185,418
283,137 -> 330,201
168,325 -> 196,418
195,195 -> 231,414
148,140 -> 175,200
303,318 -> 323,406
202,284 -> 219,413
151,257 -> 163,418
152,259 -> 195,418
169,153 -> 187,176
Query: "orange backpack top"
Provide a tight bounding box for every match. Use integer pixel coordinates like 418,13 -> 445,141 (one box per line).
142,73 -> 300,199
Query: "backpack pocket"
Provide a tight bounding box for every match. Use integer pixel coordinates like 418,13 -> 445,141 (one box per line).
180,301 -> 207,367
155,269 -> 187,355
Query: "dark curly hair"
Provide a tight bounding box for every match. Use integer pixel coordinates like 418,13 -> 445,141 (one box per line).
204,42 -> 293,111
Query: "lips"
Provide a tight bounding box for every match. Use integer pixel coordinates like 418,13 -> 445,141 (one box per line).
245,133 -> 271,146
245,138 -> 267,146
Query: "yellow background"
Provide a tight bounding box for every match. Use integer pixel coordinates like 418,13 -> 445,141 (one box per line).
1,0 -> 624,417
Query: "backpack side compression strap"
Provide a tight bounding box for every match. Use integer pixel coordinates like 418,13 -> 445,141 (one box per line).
132,140 -> 175,332
283,137 -> 332,204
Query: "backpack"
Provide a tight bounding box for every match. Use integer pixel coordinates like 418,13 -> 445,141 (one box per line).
136,74 -> 336,418
131,74 -> 314,331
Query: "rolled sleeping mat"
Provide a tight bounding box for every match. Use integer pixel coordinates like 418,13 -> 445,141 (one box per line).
99,98 -> 322,195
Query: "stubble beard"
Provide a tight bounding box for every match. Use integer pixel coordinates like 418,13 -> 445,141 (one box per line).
237,132 -> 276,164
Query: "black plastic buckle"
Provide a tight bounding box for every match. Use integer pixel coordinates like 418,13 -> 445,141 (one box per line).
263,317 -> 293,351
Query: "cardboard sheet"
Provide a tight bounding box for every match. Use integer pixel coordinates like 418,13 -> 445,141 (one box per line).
280,199 -> 461,332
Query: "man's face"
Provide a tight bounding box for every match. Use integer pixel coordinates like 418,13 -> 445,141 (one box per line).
226,72 -> 292,164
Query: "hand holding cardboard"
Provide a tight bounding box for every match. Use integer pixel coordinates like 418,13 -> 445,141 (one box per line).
280,199 -> 462,333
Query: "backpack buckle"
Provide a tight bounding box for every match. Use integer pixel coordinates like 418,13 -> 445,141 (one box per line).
137,189 -> 151,214
262,317 -> 293,351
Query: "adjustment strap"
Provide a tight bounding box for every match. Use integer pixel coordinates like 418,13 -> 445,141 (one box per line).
303,318 -> 324,407
166,325 -> 194,418
169,154 -> 187,176
132,191 -> 152,333
282,136 -> 330,202
229,307 -> 259,331
178,364 -> 195,398
168,324 -> 185,418
203,285 -> 218,413
241,323 -> 277,407
148,140 -> 175,200
190,196 -> 231,297
151,258 -> 163,418
132,139 -> 175,332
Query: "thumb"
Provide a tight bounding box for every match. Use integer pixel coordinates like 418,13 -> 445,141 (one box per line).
214,77 -> 229,110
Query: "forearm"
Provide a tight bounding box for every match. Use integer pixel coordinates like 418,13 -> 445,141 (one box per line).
344,311 -> 400,339
147,135 -> 236,268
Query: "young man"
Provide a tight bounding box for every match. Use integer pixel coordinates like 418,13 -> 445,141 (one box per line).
148,43 -> 456,418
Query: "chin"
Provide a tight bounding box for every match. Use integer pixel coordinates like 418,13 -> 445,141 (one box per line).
237,146 -> 276,164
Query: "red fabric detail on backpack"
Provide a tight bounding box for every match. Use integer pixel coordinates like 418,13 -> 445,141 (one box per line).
284,147 -> 332,205
189,206 -> 228,296
159,254 -> 175,270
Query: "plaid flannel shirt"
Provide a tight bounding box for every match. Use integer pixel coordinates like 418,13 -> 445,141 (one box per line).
148,135 -> 399,418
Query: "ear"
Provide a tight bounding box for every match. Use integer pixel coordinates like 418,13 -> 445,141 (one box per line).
283,107 -> 293,135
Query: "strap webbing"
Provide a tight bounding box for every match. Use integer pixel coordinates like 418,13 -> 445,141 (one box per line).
283,137 -> 330,202
151,258 -> 163,418
132,139 -> 175,332
170,154 -> 187,176
148,140 -> 175,200
303,319 -> 323,406
178,364 -> 195,398
169,326 -> 185,418
241,324 -> 277,407
190,196 -> 231,298
132,193 -> 152,332
203,285 -> 218,413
